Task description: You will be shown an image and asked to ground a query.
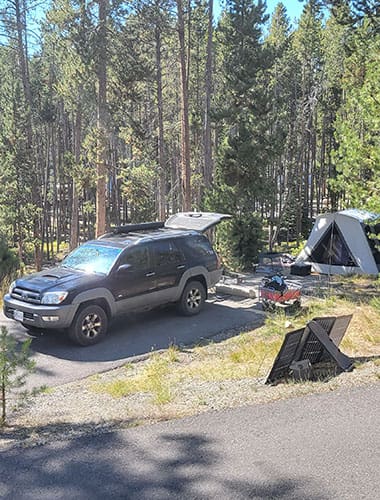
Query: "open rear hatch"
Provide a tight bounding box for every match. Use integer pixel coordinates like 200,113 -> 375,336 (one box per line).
165,212 -> 231,232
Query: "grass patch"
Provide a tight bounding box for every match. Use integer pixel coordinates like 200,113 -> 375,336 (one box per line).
40,387 -> 55,395
91,293 -> 380,410
369,296 -> 380,312
93,354 -> 172,405
167,344 -> 180,363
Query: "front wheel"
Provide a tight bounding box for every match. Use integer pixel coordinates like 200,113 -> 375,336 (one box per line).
177,280 -> 206,316
68,304 -> 108,346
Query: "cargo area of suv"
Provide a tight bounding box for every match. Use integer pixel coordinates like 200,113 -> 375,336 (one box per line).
3,212 -> 230,346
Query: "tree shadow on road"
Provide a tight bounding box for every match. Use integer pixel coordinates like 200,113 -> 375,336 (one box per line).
0,423 -> 330,499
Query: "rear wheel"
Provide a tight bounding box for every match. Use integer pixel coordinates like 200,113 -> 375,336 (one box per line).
177,280 -> 206,316
68,304 -> 108,346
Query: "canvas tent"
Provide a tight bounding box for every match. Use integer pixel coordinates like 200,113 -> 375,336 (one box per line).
296,209 -> 380,275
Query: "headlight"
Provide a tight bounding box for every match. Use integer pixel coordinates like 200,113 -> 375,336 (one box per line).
9,281 -> 16,295
41,291 -> 68,305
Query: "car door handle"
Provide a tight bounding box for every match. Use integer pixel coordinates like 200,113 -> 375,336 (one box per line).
145,272 -> 156,277
177,265 -> 185,269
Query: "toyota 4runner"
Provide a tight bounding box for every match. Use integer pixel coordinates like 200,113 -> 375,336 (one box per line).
3,212 -> 229,346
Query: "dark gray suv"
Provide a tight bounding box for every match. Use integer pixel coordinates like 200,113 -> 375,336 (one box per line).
3,212 -> 229,346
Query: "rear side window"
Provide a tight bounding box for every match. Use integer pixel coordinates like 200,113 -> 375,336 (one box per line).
120,245 -> 150,271
150,240 -> 184,267
182,235 -> 215,258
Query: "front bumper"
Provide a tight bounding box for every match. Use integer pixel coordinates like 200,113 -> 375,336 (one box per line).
3,294 -> 77,329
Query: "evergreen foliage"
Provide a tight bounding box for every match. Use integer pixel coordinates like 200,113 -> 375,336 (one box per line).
216,0 -> 271,209
332,23 -> 380,213
0,238 -> 20,285
0,1 -> 378,269
0,326 -> 35,426
214,213 -> 264,270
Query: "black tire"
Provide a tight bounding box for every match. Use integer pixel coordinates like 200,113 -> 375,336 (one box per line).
177,280 -> 206,316
68,304 -> 108,346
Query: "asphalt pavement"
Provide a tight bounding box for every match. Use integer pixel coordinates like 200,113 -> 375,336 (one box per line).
0,383 -> 379,499
0,295 -> 263,389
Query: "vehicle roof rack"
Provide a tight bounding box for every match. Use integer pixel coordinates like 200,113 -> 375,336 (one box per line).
111,221 -> 165,235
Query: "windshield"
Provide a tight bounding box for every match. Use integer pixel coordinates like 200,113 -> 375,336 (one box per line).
61,244 -> 122,275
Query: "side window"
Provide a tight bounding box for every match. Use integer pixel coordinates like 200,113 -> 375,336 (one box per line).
185,235 -> 215,258
121,246 -> 150,271
151,240 -> 184,267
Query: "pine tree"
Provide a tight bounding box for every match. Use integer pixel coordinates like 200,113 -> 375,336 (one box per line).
332,23 -> 380,212
215,0 -> 270,211
319,8 -> 348,210
265,2 -> 295,248
292,0 -> 324,236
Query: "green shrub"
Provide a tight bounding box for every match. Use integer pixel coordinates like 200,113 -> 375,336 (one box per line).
0,238 -> 20,293
288,240 -> 307,257
0,326 -> 36,426
215,213 -> 264,271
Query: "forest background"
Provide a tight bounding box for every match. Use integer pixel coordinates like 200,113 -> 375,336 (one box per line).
0,0 -> 379,273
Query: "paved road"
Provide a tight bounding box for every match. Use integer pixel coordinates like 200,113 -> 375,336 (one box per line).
1,383 -> 379,499
0,295 -> 263,389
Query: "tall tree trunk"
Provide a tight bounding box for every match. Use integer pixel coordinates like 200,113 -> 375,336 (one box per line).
204,0 -> 213,189
15,0 -> 42,269
176,0 -> 191,211
155,24 -> 166,220
95,0 -> 108,238
15,0 -> 32,145
71,2 -> 86,247
70,105 -> 81,250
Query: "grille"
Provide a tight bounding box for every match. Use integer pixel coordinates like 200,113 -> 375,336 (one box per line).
11,288 -> 41,304
6,307 -> 35,321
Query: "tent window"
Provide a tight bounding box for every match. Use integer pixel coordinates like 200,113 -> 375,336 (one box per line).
364,223 -> 380,265
309,222 -> 357,266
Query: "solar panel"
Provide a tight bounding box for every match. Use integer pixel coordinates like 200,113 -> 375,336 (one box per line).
307,320 -> 353,372
326,315 -> 352,348
266,315 -> 353,384
318,315 -> 352,362
266,328 -> 305,384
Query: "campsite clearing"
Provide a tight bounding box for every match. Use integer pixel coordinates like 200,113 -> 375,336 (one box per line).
1,274 -> 379,450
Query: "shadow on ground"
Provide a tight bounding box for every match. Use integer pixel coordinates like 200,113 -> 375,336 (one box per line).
25,300 -> 264,363
0,424 -> 329,500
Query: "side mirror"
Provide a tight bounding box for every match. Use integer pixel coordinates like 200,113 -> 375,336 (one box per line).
117,263 -> 132,274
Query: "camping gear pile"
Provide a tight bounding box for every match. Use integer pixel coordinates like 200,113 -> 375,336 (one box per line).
259,273 -> 301,312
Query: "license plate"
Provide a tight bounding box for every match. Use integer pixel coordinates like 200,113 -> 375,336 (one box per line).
14,310 -> 24,322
